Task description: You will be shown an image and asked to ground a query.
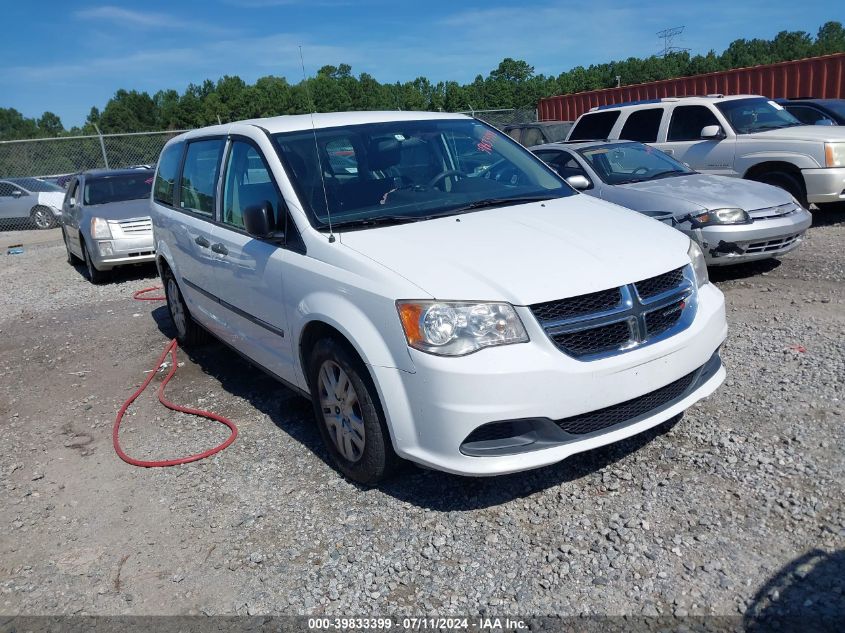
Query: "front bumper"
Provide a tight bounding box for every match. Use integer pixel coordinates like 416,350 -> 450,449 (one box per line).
802,167 -> 845,204
372,283 -> 727,476
691,209 -> 812,265
89,235 -> 155,270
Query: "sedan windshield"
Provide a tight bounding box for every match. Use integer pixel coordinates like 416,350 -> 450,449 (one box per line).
10,178 -> 63,193
578,142 -> 693,185
716,98 -> 802,134
272,118 -> 572,230
83,172 -> 154,205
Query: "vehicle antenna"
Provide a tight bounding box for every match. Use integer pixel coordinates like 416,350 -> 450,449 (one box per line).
299,46 -> 335,243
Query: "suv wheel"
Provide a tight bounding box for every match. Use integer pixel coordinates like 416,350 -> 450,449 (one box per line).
754,171 -> 808,209
163,271 -> 207,346
82,239 -> 110,284
308,338 -> 398,484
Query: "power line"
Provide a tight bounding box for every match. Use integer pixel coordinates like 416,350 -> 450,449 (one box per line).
657,26 -> 690,57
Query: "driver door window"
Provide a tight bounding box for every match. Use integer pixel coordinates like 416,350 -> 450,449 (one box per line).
222,141 -> 284,231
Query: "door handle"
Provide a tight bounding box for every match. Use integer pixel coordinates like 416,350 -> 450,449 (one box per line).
211,243 -> 228,256
194,236 -> 210,248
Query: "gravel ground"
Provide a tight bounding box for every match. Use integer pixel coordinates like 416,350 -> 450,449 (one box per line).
0,213 -> 843,628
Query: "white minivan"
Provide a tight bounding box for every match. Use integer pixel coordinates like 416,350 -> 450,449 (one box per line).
150,112 -> 727,483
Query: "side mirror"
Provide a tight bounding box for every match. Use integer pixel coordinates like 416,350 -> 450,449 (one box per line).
566,175 -> 591,190
11,190 -> 23,198
814,118 -> 835,126
68,197 -> 76,207
700,125 -> 725,140
243,201 -> 275,238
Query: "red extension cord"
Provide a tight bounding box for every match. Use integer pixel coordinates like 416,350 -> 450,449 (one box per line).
112,286 -> 238,467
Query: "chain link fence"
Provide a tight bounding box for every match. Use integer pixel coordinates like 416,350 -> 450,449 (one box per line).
0,130 -> 186,232
456,107 -> 537,129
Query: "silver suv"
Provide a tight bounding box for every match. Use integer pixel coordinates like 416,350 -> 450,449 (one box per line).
567,95 -> 845,210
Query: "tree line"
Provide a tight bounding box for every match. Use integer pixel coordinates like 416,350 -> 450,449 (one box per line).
2,21 -> 844,141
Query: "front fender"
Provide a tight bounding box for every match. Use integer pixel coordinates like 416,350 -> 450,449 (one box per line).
736,150 -> 822,174
292,291 -> 416,388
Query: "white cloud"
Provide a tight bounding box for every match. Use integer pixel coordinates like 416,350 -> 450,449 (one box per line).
73,5 -> 232,35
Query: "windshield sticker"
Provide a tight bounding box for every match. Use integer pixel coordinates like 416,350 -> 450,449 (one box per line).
769,100 -> 784,110
477,130 -> 496,154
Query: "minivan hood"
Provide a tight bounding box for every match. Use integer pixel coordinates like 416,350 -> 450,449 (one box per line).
619,173 -> 791,214
83,198 -> 150,221
747,125 -> 845,142
338,195 -> 690,306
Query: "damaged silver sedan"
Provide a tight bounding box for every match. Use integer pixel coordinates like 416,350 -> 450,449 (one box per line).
532,140 -> 812,266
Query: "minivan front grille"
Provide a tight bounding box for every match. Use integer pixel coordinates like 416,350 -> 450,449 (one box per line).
530,287 -> 622,323
555,365 -> 699,435
635,266 -> 685,300
530,266 -> 694,361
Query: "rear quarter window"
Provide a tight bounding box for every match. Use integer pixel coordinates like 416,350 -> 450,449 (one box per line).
154,142 -> 184,206
569,111 -> 621,141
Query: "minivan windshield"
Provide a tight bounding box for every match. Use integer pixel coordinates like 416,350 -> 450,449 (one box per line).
83,172 -> 154,205
716,98 -> 802,134
578,142 -> 693,185
272,118 -> 572,230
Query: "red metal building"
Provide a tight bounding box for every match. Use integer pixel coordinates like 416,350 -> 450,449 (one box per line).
538,53 -> 845,121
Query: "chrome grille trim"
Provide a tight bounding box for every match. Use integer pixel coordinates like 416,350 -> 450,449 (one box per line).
109,217 -> 152,234
530,265 -> 696,361
748,203 -> 799,220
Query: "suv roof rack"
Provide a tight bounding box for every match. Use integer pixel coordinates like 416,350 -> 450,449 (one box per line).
591,94 -> 729,112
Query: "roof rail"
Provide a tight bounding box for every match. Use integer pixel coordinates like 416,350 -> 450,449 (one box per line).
591,94 -> 731,112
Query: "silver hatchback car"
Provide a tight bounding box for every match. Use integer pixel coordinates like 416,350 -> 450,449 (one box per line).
532,140 -> 813,266
61,169 -> 156,283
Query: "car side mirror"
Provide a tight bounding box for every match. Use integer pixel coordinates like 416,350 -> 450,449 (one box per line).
243,201 -> 275,238
68,197 -> 76,207
11,190 -> 23,198
814,118 -> 834,126
700,125 -> 725,140
566,175 -> 591,190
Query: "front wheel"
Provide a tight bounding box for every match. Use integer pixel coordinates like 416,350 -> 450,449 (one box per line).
753,171 -> 808,209
308,338 -> 398,484
82,240 -> 110,284
31,206 -> 57,229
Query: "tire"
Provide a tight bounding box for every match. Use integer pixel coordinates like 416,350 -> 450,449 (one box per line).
162,270 -> 207,346
307,337 -> 398,484
30,206 -> 57,230
752,171 -> 808,209
63,230 -> 82,265
82,239 -> 110,284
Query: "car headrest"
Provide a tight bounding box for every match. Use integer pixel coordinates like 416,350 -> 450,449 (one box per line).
367,139 -> 401,170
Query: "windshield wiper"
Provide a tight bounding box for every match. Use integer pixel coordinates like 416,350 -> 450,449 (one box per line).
448,195 -> 558,213
649,170 -> 685,180
328,215 -> 437,230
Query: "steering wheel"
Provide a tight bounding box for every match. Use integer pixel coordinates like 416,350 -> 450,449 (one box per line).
632,166 -> 650,176
427,169 -> 467,189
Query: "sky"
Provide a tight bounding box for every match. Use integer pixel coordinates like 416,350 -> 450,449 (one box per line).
2,0 -> 841,128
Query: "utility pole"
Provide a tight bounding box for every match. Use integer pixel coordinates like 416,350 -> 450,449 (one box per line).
656,26 -> 690,57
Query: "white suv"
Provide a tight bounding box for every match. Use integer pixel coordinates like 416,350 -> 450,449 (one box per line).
567,95 -> 845,210
150,112 -> 727,483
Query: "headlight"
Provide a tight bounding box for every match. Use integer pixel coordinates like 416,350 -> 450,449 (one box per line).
91,217 -> 112,239
689,208 -> 750,227
397,301 -> 529,356
688,241 -> 709,288
824,142 -> 845,168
